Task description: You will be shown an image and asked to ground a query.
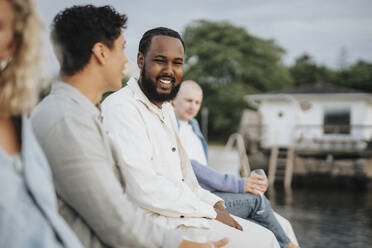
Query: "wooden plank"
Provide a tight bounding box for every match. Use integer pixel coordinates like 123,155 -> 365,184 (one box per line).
268,146 -> 279,186
284,146 -> 294,189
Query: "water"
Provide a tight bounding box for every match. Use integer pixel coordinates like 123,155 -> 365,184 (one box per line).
268,187 -> 372,248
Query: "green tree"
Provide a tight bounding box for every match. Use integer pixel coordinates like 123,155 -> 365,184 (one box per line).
289,54 -> 336,86
182,20 -> 292,141
335,60 -> 372,93
289,54 -> 372,93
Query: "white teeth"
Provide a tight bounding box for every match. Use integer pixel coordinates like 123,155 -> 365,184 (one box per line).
160,79 -> 171,84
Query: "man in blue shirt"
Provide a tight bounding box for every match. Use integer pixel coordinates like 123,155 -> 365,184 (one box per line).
173,80 -> 299,248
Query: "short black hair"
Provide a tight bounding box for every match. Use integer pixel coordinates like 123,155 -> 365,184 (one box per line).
138,27 -> 185,57
51,5 -> 127,76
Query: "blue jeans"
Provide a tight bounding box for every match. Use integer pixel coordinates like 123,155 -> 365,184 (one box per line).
214,192 -> 291,248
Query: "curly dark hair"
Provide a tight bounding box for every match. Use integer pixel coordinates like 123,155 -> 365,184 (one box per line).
51,5 -> 127,76
138,27 -> 185,57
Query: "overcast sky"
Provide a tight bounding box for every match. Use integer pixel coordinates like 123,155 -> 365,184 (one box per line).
37,0 -> 372,74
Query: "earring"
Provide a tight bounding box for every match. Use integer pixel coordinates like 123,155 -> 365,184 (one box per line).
0,56 -> 13,72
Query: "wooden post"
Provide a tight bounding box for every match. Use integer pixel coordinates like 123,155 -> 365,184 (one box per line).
268,146 -> 279,186
284,146 -> 294,189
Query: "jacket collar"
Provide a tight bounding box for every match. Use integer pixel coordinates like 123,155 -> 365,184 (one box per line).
127,77 -> 172,120
51,81 -> 101,117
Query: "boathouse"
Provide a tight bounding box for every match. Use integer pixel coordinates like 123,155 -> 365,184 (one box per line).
241,83 -> 372,187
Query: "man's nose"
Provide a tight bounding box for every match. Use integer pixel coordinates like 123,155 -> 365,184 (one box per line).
190,102 -> 197,110
122,53 -> 129,70
162,62 -> 174,76
123,53 -> 128,65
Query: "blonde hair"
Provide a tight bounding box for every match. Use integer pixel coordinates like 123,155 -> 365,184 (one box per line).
0,0 -> 43,116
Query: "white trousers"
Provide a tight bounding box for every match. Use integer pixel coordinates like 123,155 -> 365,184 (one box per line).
274,212 -> 299,246
178,215 -> 280,248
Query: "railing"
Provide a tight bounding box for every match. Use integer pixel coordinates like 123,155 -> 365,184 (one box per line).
240,124 -> 372,152
225,133 -> 251,177
292,124 -> 372,151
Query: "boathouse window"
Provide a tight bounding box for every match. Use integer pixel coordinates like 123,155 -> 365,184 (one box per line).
323,108 -> 350,134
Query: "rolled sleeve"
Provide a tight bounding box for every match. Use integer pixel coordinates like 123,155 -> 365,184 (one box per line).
196,186 -> 223,207
191,159 -> 244,193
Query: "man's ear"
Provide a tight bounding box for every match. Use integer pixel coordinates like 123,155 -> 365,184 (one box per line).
137,52 -> 144,69
92,42 -> 107,65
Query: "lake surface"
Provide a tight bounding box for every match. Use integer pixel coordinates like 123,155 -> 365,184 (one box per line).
268,187 -> 372,248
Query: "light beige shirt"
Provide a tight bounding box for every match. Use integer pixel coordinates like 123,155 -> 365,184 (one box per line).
31,82 -> 182,248
102,78 -> 222,229
179,121 -> 208,166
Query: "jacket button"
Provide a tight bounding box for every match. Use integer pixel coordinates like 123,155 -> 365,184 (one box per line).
172,147 -> 176,152
180,215 -> 184,218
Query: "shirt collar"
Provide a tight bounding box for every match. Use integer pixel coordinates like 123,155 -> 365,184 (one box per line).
179,120 -> 189,126
51,81 -> 101,117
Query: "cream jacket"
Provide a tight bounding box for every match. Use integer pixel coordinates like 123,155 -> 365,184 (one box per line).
102,78 -> 222,229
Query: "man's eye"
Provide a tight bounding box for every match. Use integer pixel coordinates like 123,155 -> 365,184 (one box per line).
154,59 -> 165,63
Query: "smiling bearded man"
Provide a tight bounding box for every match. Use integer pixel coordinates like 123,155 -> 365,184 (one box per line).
101,27 -> 280,248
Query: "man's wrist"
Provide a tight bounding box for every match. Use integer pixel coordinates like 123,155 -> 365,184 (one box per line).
214,201 -> 226,210
239,178 -> 246,193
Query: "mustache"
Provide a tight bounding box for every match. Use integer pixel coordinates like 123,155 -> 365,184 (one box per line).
157,75 -> 176,83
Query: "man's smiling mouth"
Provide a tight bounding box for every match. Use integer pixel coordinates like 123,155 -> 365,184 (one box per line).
159,79 -> 171,84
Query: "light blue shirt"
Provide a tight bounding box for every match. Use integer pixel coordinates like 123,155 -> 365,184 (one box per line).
0,116 -> 83,248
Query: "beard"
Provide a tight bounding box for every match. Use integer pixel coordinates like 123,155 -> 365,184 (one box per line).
139,63 -> 182,103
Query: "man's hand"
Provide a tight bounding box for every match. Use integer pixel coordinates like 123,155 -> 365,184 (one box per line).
244,175 -> 268,195
214,202 -> 243,231
178,238 -> 229,248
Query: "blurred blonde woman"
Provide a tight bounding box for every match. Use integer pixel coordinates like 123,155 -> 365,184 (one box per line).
0,0 -> 83,247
